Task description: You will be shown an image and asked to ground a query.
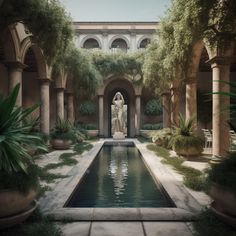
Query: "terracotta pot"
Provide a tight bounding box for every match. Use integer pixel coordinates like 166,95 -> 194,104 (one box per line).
51,139 -> 72,150
174,146 -> 203,157
0,200 -> 38,229
0,189 -> 37,218
86,130 -> 99,138
210,183 -> 236,217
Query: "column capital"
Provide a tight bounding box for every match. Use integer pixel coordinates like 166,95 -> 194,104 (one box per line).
4,61 -> 27,71
185,78 -> 197,85
55,87 -> 65,92
207,56 -> 234,68
39,78 -> 51,85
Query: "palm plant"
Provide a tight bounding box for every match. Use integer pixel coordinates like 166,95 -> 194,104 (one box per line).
171,114 -> 203,157
51,118 -> 76,141
0,84 -> 47,175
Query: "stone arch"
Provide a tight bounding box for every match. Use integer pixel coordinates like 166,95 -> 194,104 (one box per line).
80,35 -> 102,49
0,25 -> 20,62
137,36 -> 151,49
102,76 -> 136,137
109,35 -> 130,51
20,37 -> 49,79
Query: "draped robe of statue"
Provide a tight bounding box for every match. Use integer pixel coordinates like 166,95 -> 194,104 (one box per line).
112,92 -> 125,139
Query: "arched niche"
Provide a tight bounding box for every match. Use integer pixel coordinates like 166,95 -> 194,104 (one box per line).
103,78 -> 135,137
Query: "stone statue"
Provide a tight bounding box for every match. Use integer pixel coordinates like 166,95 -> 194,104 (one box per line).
112,92 -> 125,138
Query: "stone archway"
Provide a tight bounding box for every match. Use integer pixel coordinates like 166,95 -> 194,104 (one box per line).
100,77 -> 136,138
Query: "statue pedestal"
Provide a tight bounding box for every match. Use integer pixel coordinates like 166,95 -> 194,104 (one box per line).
113,132 -> 125,140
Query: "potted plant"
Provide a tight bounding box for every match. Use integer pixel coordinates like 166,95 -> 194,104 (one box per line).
140,123 -> 163,138
50,118 -> 75,150
0,84 -> 47,228
207,80 -> 236,227
84,123 -> 99,138
151,128 -> 173,148
171,114 -> 204,157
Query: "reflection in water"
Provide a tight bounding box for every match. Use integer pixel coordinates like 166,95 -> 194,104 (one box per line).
109,146 -> 128,196
67,145 -> 173,208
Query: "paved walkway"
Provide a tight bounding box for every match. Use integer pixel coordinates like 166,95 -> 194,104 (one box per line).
62,221 -> 193,236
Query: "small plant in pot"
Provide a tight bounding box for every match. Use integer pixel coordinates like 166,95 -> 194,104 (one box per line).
83,123 -> 99,138
50,118 -> 75,150
0,84 -> 47,228
171,114 -> 203,157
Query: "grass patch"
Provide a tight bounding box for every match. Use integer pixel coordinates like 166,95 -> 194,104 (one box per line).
0,209 -> 62,236
73,142 -> 93,154
37,166 -> 68,183
193,209 -> 236,236
147,144 -> 207,191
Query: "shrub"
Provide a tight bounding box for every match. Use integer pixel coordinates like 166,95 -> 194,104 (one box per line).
142,123 -> 163,130
145,99 -> 162,116
79,101 -> 96,116
208,151 -> 236,195
151,128 -> 173,148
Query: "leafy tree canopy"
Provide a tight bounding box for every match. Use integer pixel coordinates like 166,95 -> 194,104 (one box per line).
0,0 -> 73,63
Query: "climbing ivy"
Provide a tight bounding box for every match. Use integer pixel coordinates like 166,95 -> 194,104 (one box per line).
0,0 -> 73,63
143,0 -> 236,95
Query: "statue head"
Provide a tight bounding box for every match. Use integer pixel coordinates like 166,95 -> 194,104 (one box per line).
115,92 -> 122,100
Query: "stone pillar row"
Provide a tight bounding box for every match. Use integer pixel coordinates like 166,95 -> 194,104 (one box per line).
135,95 -> 141,135
4,62 -> 75,135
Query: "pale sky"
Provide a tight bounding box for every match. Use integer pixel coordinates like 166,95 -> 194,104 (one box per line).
61,0 -> 171,22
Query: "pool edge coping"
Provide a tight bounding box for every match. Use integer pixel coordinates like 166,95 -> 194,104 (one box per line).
39,139 -> 204,221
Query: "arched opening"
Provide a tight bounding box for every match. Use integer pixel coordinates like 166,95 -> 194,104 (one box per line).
103,78 -> 135,137
22,47 -> 40,119
139,38 -> 150,49
111,38 -> 128,53
197,47 -> 212,132
83,38 -> 100,49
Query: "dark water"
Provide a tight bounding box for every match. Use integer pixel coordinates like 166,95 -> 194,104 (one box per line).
66,144 -> 174,207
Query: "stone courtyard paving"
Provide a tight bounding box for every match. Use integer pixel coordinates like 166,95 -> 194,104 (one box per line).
36,140 -> 211,236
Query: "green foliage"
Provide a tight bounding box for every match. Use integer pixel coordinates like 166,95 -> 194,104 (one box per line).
79,100 -> 96,116
208,151 -> 236,194
144,99 -> 163,116
147,144 -> 207,191
73,142 -> 93,154
0,0 -> 73,63
0,209 -> 62,236
193,209 -> 236,236
89,50 -> 144,81
142,123 -> 163,130
50,118 -> 75,141
53,45 -> 102,97
0,164 -> 39,194
151,128 -> 173,149
143,0 -> 236,95
171,114 -> 204,151
0,84 -> 47,175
